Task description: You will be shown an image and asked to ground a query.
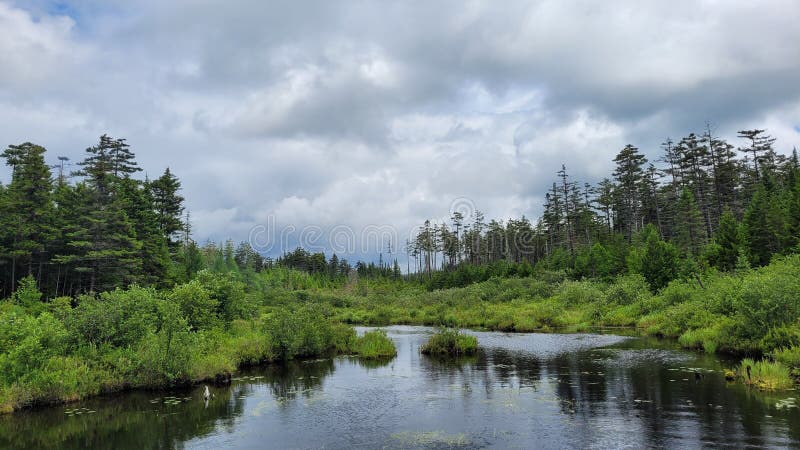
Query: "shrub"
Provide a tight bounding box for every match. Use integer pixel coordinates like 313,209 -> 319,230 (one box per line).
171,280 -> 219,331
554,281 -> 605,305
605,274 -> 651,305
67,287 -> 160,348
773,346 -> 800,369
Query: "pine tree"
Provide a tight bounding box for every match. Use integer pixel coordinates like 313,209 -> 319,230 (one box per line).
149,168 -> 185,248
674,188 -> 707,255
612,145 -> 647,239
117,177 -> 171,287
737,129 -> 776,182
742,183 -> 781,266
57,135 -> 144,292
707,209 -> 743,271
0,143 -> 56,292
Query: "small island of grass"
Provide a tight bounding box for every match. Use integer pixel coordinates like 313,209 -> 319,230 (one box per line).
421,329 -> 478,356
353,330 -> 397,359
737,358 -> 794,391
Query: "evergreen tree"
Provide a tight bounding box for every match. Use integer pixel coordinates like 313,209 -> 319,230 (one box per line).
706,209 -> 743,272
742,183 -> 780,266
149,168 -> 185,248
57,136 -> 144,292
117,176 -> 171,287
674,188 -> 707,255
0,143 -> 56,293
612,145 -> 647,239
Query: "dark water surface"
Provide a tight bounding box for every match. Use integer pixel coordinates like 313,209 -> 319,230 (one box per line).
2,326 -> 799,449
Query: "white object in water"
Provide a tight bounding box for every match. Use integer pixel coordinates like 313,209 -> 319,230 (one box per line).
203,385 -> 210,400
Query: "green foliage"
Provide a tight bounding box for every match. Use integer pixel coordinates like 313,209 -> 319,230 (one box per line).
10,276 -> 42,309
194,270 -> 252,323
263,306 -> 348,360
772,347 -> 800,369
352,330 -> 397,359
738,358 -> 793,390
626,225 -> 680,291
421,329 -> 478,356
170,280 -> 219,331
705,210 -> 744,271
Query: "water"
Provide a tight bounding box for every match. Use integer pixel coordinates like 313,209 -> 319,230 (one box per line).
2,326 -> 799,449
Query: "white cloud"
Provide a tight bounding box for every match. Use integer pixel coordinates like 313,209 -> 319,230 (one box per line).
1,0 -> 799,263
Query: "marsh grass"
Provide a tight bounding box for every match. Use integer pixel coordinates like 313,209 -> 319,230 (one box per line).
738,358 -> 793,390
352,330 -> 397,359
420,329 -> 478,356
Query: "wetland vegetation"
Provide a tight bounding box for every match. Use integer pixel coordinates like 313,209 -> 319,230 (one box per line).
1,127 -> 800,416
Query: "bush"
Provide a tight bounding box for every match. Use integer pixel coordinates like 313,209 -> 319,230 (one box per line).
67,287 -> 160,348
772,346 -> 800,369
195,270 -> 252,323
605,274 -> 651,306
171,280 -> 219,331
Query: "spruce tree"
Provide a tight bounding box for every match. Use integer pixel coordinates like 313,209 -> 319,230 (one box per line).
612,145 -> 647,239
707,209 -> 743,271
674,188 -> 707,256
149,168 -> 185,249
0,143 -> 56,292
118,177 -> 171,287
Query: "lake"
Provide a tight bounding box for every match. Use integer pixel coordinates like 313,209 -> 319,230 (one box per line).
1,326 -> 798,449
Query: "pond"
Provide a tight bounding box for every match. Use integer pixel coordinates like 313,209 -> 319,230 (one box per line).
1,326 -> 799,449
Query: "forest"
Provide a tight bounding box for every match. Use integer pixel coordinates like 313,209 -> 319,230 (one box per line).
0,126 -> 799,411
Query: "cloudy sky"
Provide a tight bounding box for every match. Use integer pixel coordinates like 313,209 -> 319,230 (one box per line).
1,0 -> 799,261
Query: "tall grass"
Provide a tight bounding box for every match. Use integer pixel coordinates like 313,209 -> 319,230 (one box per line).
352,330 -> 397,359
420,329 -> 478,356
738,358 -> 793,390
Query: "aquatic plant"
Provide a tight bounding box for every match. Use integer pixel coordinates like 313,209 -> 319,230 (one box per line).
352,330 -> 397,359
420,329 -> 478,356
738,358 -> 793,390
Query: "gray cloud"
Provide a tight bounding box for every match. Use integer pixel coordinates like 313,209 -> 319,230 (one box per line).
1,0 -> 799,261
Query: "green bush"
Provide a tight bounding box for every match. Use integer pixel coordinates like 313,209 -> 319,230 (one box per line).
772,346 -> 800,369
605,274 -> 651,305
171,280 -> 219,331
67,287 -> 160,347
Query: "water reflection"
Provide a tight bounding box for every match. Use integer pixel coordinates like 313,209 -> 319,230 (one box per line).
1,327 -> 799,449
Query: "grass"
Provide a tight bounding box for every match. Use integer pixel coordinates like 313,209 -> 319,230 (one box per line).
420,329 -> 478,356
738,358 -> 793,390
351,330 -> 397,359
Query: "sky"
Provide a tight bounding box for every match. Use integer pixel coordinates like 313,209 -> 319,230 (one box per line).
1,0 -> 799,262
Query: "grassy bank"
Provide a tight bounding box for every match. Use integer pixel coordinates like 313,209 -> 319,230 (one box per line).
0,271 -> 394,414
267,255 -> 800,382
5,254 -> 800,411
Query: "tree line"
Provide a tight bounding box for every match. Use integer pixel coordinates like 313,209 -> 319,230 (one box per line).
0,136 -> 188,298
408,126 -> 800,289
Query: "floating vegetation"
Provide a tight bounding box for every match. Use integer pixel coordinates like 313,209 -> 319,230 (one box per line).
64,407 -> 96,416
390,430 -> 472,447
232,375 -> 267,382
775,398 -> 797,410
